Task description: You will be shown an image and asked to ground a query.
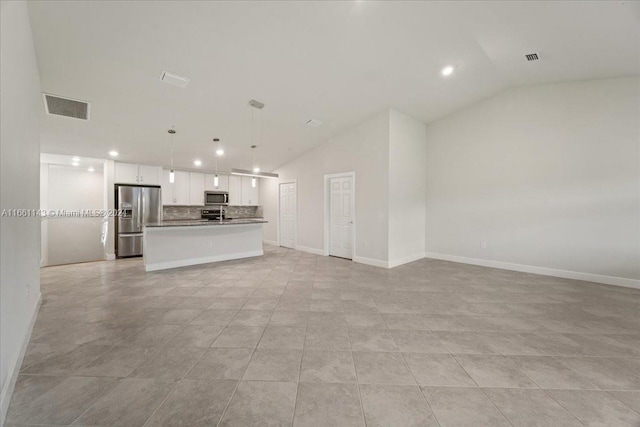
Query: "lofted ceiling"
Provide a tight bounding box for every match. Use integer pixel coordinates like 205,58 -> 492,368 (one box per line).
28,1 -> 639,173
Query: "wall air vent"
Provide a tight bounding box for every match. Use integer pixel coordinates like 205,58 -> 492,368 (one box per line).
160,71 -> 190,88
305,118 -> 323,127
525,53 -> 540,62
43,94 -> 90,120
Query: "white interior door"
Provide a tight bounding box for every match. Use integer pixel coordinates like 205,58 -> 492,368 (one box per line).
329,176 -> 354,259
279,182 -> 296,249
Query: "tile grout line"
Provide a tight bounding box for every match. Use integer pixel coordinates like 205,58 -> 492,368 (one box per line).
448,352 -> 516,427
348,325 -> 369,427
602,389 -> 640,417
393,330 -> 443,427
138,273 -> 238,427
215,260 -> 287,427
498,354 -> 590,427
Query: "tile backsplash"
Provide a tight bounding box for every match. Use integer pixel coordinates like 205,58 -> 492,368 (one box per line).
163,205 -> 263,220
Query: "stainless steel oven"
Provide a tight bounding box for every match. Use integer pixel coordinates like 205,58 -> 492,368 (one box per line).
204,191 -> 229,206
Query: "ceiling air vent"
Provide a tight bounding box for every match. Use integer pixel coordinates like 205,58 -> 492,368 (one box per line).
305,119 -> 323,127
525,53 -> 540,62
43,94 -> 90,120
160,71 -> 190,88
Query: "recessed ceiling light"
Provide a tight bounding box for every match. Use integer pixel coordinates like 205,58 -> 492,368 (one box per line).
441,65 -> 454,77
109,150 -> 119,157
253,167 -> 260,173
194,160 -> 202,166
72,156 -> 80,161
71,162 -> 79,167
216,149 -> 224,156
88,167 -> 95,172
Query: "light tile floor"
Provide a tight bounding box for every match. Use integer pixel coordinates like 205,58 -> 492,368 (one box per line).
6,245 -> 640,426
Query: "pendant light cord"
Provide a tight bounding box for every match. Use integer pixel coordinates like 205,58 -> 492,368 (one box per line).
169,127 -> 175,171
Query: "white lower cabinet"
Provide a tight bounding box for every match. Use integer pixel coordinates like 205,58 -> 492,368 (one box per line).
162,170 -> 189,205
189,172 -> 205,206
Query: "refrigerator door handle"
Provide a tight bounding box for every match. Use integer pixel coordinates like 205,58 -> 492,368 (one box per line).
120,233 -> 143,237
138,189 -> 143,230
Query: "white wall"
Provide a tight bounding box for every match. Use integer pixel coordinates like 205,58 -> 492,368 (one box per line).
104,159 -> 116,259
425,77 -> 640,286
0,1 -> 42,422
388,109 -> 427,266
40,163 -> 49,266
262,110 -> 390,263
45,165 -> 105,265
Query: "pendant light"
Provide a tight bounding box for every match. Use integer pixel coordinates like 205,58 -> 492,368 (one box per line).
251,145 -> 257,187
168,128 -> 176,183
213,138 -> 221,188
230,99 -> 279,180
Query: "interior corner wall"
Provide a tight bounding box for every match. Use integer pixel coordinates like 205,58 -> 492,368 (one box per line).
104,159 -> 116,259
261,110 -> 390,264
424,77 -> 640,286
388,109 -> 427,267
0,0 -> 43,422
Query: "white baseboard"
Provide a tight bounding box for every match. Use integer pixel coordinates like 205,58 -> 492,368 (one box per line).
263,240 -> 278,246
105,253 -> 115,261
353,255 -> 389,268
295,245 -> 325,256
388,252 -> 427,269
1,292 -> 41,425
353,253 -> 425,269
425,252 -> 640,290
144,250 -> 264,272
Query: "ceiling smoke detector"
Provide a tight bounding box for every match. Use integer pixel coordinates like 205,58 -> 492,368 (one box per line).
525,53 -> 540,62
43,94 -> 90,120
160,71 -> 190,88
305,119 -> 323,127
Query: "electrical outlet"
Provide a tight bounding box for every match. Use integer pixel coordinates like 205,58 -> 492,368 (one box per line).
481,242 -> 487,249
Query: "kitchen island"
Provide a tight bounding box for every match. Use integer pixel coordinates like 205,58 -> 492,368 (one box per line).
143,219 -> 267,272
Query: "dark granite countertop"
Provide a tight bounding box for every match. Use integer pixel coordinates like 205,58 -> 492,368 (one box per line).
145,219 -> 267,227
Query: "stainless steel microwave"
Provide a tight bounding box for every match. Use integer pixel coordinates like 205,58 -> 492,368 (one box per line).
204,191 -> 229,206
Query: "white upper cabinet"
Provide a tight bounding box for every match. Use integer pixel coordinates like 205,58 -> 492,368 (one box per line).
115,162 -> 161,185
138,165 -> 161,185
114,163 -> 139,184
241,176 -> 259,206
228,175 -> 242,206
189,172 -> 205,206
162,169 -> 190,205
205,173 -> 229,192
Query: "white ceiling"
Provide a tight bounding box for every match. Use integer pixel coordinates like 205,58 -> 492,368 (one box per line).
28,1 -> 639,173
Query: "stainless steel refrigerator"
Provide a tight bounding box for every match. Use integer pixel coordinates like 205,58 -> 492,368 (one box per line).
115,184 -> 162,257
